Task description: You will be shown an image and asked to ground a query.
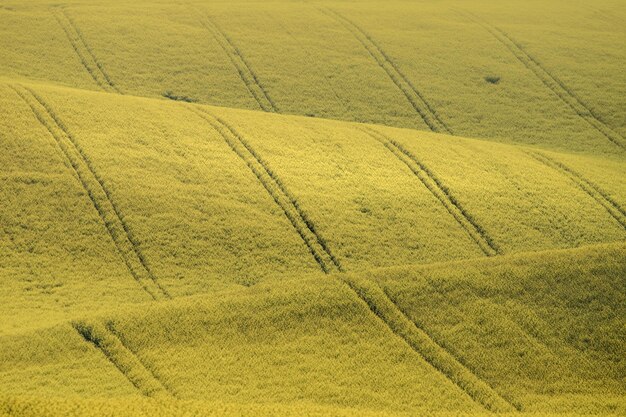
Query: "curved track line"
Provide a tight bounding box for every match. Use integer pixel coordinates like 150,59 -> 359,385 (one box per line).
342,276 -> 517,412
191,7 -> 277,112
10,84 -> 169,300
319,7 -> 452,134
526,150 -> 626,229
361,126 -> 500,256
187,105 -> 341,273
107,321 -> 178,397
52,8 -> 121,93
73,320 -> 172,397
459,11 -> 625,150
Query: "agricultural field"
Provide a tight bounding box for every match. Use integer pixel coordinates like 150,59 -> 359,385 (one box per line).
0,0 -> 624,416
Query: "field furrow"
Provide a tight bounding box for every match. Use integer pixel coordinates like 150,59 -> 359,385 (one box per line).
461,11 -> 625,151
361,126 -> 499,256
193,9 -> 277,113
73,320 -> 172,398
320,8 -> 452,134
188,106 -> 342,273
527,151 -> 626,229
341,275 -> 516,413
8,84 -> 169,301
52,8 -> 120,94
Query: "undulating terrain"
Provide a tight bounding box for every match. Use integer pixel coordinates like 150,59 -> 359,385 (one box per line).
0,1 -> 624,416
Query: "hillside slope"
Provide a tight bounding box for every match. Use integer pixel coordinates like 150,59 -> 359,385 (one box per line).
1,82 -> 625,335
1,242 -> 624,416
1,1 -> 625,415
0,0 -> 624,153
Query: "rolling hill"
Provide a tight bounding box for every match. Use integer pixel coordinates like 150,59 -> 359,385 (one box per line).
0,0 -> 624,416
1,0 -> 625,153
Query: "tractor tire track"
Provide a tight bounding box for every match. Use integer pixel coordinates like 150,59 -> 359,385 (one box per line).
361,126 -> 500,256
192,8 -> 278,113
341,276 -> 517,413
527,150 -> 626,229
73,320 -> 173,398
106,321 -> 179,397
187,105 -> 342,273
52,8 -> 121,94
10,84 -> 169,300
319,7 -> 452,134
459,11 -> 625,150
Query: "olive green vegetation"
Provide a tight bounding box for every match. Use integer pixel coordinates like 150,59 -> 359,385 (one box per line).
2,82 -> 625,331
0,244 -> 624,416
0,0 -> 624,153
0,0 -> 624,416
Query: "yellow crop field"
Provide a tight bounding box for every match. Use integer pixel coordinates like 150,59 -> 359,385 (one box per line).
0,0 -> 624,416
